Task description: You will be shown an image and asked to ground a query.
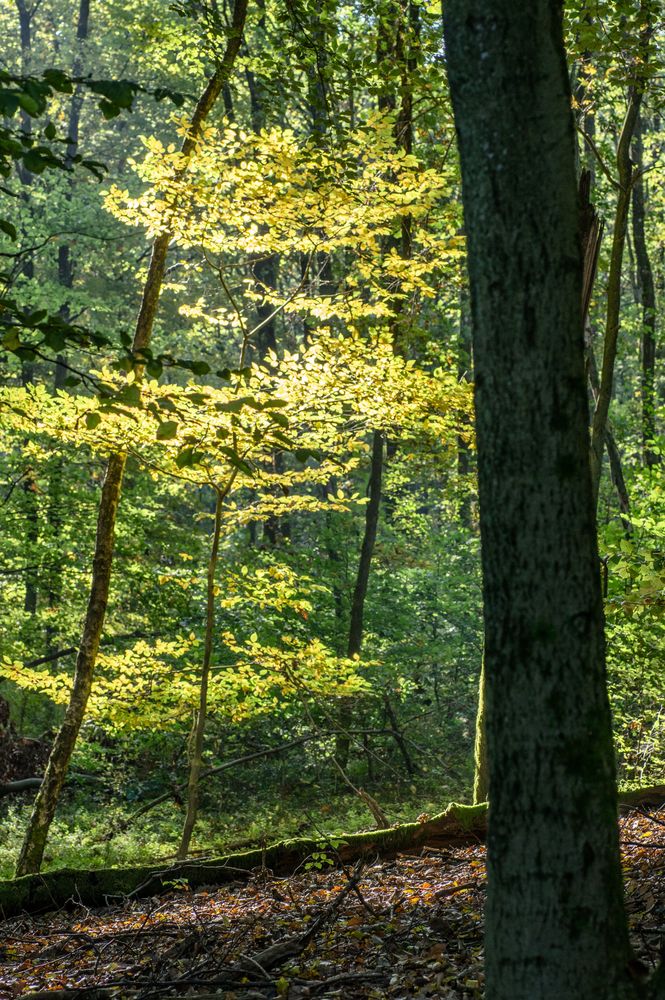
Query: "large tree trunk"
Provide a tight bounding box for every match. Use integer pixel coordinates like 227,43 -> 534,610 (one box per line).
443,3 -> 641,998
2,802 -> 488,917
14,0 -> 249,876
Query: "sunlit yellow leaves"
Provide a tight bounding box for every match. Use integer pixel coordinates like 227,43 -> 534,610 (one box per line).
105,112 -> 463,328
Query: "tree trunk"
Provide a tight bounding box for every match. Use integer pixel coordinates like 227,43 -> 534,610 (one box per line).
15,453 -> 125,876
14,0 -> 249,876
335,0 -> 417,770
46,0 -> 91,656
631,113 -> 659,468
334,430 -> 383,769
457,289 -> 474,528
443,2 -> 640,998
586,332 -> 632,526
589,54 -> 647,504
178,491 -> 223,859
2,802 -> 488,917
472,654 -> 487,805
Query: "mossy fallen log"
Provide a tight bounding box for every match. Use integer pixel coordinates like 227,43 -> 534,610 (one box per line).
2,784 -> 661,920
0,802 -> 486,919
618,783 -> 665,811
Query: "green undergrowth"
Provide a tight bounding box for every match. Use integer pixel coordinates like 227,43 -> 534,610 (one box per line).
0,774 -> 467,879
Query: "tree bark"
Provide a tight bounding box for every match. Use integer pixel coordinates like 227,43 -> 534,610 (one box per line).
589,47 -> 648,504
443,2 -> 641,997
334,430 -> 383,769
177,491 -> 223,859
14,0 -> 249,876
15,453 -> 125,876
472,654 -> 488,805
47,0 -> 92,656
631,113 -> 659,468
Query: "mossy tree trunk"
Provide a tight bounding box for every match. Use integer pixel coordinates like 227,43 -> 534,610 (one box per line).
15,454 -> 125,876
14,0 -> 249,876
472,654 -> 487,805
443,2 -> 646,998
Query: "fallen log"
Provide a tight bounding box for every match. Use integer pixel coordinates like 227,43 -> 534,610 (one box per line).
0,773 -> 105,797
1,784 -> 661,920
0,802 -> 486,919
618,783 -> 665,812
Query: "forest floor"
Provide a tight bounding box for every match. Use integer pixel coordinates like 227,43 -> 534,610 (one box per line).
1,810 -> 663,1000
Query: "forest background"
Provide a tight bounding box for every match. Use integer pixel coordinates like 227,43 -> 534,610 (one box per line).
0,0 -> 663,878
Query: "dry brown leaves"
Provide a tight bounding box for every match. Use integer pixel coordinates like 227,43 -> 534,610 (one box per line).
0,810 -> 662,1000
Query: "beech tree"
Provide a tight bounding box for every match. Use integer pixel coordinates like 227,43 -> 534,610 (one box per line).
13,0 -> 249,877
443,2 -> 664,999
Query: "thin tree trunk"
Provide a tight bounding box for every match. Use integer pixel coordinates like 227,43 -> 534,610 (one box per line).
14,0 -> 248,876
178,491 -> 223,859
347,432 -> 384,660
586,332 -> 632,524
47,0 -> 91,655
472,654 -> 487,805
15,452 -> 125,876
589,31 -> 649,503
334,430 -> 383,769
579,172 -> 631,523
457,289 -> 473,528
631,113 -> 659,467
443,2 -> 638,997
335,2 -> 415,769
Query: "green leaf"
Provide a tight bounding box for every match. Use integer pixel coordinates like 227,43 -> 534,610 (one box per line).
269,411 -> 290,428
117,383 -> 142,407
22,149 -> 51,174
89,79 -> 137,110
176,446 -> 204,469
17,94 -> 40,116
43,69 -> 73,93
2,330 -> 20,351
218,446 -> 253,475
0,220 -> 17,240
215,396 -> 257,414
157,420 -> 178,440
99,99 -> 120,120
85,412 -> 101,430
189,360 -> 211,376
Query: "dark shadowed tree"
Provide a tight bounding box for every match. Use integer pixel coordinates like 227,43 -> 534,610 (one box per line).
442,2 -> 664,998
